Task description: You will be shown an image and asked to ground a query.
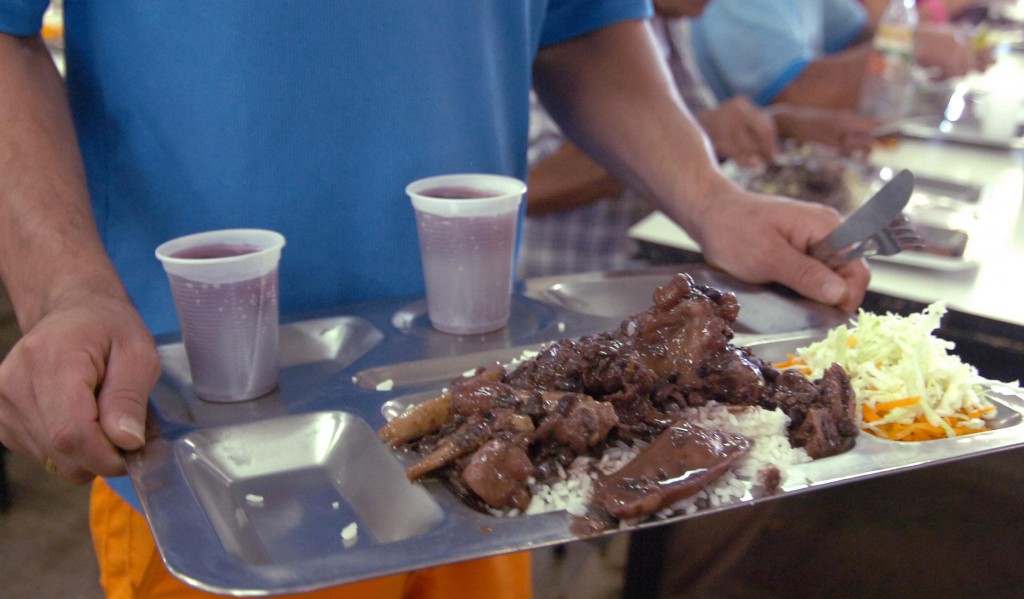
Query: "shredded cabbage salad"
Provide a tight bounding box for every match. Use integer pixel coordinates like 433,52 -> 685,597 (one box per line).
777,302 -> 1006,442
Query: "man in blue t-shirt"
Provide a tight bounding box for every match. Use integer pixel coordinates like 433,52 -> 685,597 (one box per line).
690,0 -> 985,109
0,1 -> 869,597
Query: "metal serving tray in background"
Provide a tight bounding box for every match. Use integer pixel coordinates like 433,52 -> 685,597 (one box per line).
127,266 -> 1024,596
865,171 -> 983,271
899,114 -> 1024,151
725,154 -> 985,271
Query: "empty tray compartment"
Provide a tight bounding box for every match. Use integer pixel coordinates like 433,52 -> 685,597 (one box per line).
175,411 -> 444,565
523,268 -> 848,335
158,316 -> 385,391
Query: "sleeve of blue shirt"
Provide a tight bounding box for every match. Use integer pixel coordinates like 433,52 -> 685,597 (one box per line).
689,0 -> 815,106
0,0 -> 50,36
823,0 -> 869,53
542,0 -> 653,47
690,0 -> 867,106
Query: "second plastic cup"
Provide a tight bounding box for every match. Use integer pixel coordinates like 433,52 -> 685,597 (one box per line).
155,229 -> 285,402
407,174 -> 526,335
978,89 -> 1022,141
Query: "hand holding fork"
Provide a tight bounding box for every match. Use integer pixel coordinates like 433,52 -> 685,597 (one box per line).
809,169 -> 924,268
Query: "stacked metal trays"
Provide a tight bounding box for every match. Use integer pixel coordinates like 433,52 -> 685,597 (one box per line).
127,265 -> 1024,595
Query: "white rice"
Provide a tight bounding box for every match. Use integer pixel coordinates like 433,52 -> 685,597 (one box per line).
340,522 -> 359,547
519,401 -> 811,523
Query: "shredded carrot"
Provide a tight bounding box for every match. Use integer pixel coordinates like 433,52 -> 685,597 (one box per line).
874,397 -> 920,412
967,406 -> 996,419
863,410 -> 991,442
772,354 -> 812,376
772,354 -> 805,369
862,403 -> 881,423
889,424 -> 927,441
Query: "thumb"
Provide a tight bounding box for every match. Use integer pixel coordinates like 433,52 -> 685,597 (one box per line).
778,253 -> 850,308
97,339 -> 161,451
747,116 -> 778,163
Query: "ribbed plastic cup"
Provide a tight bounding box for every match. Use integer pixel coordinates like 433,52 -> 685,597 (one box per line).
155,229 -> 285,402
407,174 -> 525,335
978,89 -> 1022,140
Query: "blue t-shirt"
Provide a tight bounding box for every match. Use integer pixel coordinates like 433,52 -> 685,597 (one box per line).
0,0 -> 653,510
689,0 -> 867,105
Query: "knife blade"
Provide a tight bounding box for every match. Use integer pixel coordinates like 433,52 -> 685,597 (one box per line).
809,169 -> 915,262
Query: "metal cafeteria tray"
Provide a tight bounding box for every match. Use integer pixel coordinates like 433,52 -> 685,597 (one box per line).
860,170 -> 983,271
899,114 -> 1024,151
724,154 -> 984,271
127,265 -> 1024,595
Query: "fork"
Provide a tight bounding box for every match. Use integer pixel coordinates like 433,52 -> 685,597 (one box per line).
820,214 -> 925,267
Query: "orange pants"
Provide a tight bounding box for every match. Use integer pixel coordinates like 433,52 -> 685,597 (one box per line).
90,479 -> 532,598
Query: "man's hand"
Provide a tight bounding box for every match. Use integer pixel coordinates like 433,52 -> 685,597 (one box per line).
697,96 -> 779,167
771,105 -> 881,159
917,22 -> 993,79
0,292 -> 160,484
691,184 -> 871,313
0,33 -> 161,484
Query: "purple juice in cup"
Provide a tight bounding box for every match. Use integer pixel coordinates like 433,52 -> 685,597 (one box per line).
156,230 -> 286,401
407,174 -> 525,335
418,186 -> 499,199
414,209 -> 518,334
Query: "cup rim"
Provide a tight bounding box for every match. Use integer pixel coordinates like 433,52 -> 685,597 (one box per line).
155,229 -> 286,266
406,173 -> 525,217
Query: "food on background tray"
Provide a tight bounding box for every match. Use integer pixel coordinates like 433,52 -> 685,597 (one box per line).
775,302 -> 1008,442
379,273 -> 857,533
741,143 -> 971,262
742,142 -> 860,214
910,224 -> 969,258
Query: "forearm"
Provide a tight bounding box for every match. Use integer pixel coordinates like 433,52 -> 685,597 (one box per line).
0,34 -> 127,330
772,43 -> 872,110
532,20 -> 732,244
526,141 -> 626,216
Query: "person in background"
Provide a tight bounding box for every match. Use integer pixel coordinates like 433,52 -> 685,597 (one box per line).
520,0 -> 880,280
862,0 -> 990,23
0,2 -> 869,598
526,3 -> 875,594
688,0 -> 990,111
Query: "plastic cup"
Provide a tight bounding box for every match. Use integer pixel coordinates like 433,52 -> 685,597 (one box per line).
978,89 -> 1022,140
407,174 -> 526,335
155,229 -> 285,402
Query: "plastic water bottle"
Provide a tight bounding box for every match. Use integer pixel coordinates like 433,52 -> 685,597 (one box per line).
858,0 -> 919,122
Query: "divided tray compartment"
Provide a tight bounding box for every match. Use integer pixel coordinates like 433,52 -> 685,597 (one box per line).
175,411 -> 445,565
899,114 -> 1024,151
521,266 -> 851,335
748,336 -> 1024,490
390,296 -> 558,340
834,168 -> 983,270
151,316 -> 385,428
722,155 -> 986,271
